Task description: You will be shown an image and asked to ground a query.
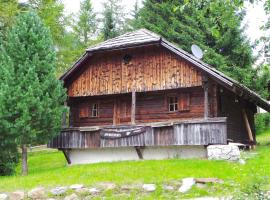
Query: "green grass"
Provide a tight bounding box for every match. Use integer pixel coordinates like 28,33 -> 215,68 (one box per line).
0,130 -> 270,199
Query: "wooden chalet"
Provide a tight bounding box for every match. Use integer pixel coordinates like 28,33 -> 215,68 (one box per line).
49,29 -> 270,164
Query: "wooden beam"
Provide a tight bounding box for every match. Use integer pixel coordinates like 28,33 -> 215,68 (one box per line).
62,101 -> 67,128
131,90 -> 136,125
61,149 -> 71,164
242,109 -> 254,145
135,147 -> 143,159
203,77 -> 209,119
113,98 -> 117,125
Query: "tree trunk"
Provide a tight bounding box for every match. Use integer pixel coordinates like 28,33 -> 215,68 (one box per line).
21,144 -> 28,176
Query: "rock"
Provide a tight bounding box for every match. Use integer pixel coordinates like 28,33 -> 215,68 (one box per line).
98,182 -> 115,190
142,184 -> 156,192
50,186 -> 68,196
9,191 -> 25,200
207,145 -> 240,161
0,194 -> 8,200
88,188 -> 100,195
74,188 -> 89,194
239,159 -> 246,165
28,187 -> 46,199
46,199 -> 56,200
196,183 -> 207,189
70,184 -> 84,190
195,178 -> 224,184
179,178 -> 195,193
163,185 -> 174,191
64,193 -> 79,200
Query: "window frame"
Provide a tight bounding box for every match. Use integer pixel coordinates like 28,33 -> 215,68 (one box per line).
168,96 -> 179,112
91,103 -> 99,118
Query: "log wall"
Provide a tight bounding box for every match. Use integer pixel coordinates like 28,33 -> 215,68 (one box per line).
69,87 -> 218,127
67,46 -> 202,97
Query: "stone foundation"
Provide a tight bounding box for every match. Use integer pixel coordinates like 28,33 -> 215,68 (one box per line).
68,146 -> 207,165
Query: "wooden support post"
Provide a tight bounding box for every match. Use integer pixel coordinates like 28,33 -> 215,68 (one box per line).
242,109 -> 255,148
135,147 -> 143,159
61,149 -> 71,164
131,90 -> 136,125
203,76 -> 209,119
113,98 -> 117,125
62,101 -> 67,128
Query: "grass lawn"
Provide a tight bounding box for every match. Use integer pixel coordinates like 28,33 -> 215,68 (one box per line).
0,130 -> 270,199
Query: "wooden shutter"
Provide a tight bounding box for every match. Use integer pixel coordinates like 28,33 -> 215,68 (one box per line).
179,93 -> 190,111
79,105 -> 89,118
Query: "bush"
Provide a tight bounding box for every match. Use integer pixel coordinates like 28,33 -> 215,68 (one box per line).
0,149 -> 18,176
255,113 -> 270,134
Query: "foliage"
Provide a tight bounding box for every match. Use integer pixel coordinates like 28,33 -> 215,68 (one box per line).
101,0 -> 125,40
0,42 -> 19,175
1,11 -> 66,174
255,113 -> 270,135
73,0 -> 97,44
0,0 -> 19,35
134,0 -> 269,97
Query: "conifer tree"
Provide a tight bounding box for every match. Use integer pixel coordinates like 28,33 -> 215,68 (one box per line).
74,0 -> 97,44
101,0 -> 125,40
2,11 -> 66,175
135,0 -> 267,95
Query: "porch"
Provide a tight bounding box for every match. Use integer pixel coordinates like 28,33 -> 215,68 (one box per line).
48,117 -> 227,149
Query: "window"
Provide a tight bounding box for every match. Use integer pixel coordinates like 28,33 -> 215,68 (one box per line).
91,103 -> 98,117
167,93 -> 190,112
169,96 -> 178,112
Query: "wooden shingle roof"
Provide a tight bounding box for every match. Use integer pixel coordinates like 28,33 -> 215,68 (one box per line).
61,29 -> 270,112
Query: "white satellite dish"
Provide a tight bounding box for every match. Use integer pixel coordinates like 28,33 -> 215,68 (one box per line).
191,44 -> 203,59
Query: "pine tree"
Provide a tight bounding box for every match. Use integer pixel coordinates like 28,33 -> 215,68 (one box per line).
2,11 -> 66,175
74,0 -> 97,44
101,0 -> 125,40
0,40 -> 19,175
135,0 -> 265,95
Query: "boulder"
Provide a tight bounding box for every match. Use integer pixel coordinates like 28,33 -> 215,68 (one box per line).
163,185 -> 174,191
63,193 -> 79,200
88,188 -> 100,195
0,194 -> 8,200
142,184 -> 156,192
28,187 -> 46,199
207,145 -> 240,161
69,184 -> 84,190
179,178 -> 195,193
9,191 -> 25,200
98,182 -> 115,190
50,186 -> 68,196
195,178 -> 224,184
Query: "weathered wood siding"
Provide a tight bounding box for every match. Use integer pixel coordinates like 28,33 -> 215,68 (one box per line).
67,46 -> 202,97
217,88 -> 256,143
48,118 -> 227,149
69,87 -> 219,127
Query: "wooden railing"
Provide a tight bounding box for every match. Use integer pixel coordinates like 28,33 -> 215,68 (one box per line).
48,117 -> 227,149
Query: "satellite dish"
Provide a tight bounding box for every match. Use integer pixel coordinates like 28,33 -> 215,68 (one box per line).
191,44 -> 203,59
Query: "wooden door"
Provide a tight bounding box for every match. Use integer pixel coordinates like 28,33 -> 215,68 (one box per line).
113,96 -> 131,125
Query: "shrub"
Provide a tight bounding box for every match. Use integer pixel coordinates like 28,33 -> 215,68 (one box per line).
255,113 -> 270,134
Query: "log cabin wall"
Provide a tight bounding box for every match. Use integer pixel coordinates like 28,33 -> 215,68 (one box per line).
67,45 -> 203,97
69,86 -> 218,127
217,88 -> 256,143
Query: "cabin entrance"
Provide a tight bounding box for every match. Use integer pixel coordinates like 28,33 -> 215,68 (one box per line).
113,96 -> 131,125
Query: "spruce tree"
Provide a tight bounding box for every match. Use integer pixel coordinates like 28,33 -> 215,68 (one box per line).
135,0 -> 266,95
0,41 -> 19,175
101,0 -> 125,40
2,11 -> 66,175
74,0 -> 97,44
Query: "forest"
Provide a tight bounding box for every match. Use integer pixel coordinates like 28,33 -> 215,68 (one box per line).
1,0 -> 270,176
